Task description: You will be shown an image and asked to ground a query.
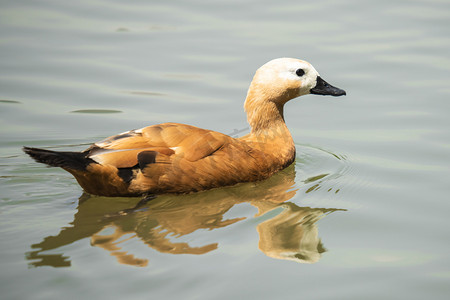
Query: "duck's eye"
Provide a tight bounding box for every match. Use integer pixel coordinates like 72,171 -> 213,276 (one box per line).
296,69 -> 305,77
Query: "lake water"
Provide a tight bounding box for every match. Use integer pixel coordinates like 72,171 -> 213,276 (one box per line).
1,0 -> 450,299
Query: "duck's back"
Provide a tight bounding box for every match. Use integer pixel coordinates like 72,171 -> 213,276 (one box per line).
26,122 -> 288,196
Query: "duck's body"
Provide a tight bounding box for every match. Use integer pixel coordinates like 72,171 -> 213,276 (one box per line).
24,58 -> 345,196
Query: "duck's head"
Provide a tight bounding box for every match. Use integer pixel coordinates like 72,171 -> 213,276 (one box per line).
246,58 -> 346,106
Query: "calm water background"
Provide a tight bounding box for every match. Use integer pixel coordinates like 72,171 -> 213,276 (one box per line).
1,0 -> 450,299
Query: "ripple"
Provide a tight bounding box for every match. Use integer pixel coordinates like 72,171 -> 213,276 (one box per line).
304,173 -> 329,184
323,248 -> 434,268
70,109 -> 122,114
122,91 -> 166,97
0,99 -> 21,104
295,144 -> 352,197
164,73 -> 203,79
115,27 -> 129,32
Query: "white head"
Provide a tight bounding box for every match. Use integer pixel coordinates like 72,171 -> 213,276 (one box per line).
246,58 -> 346,105
244,58 -> 346,132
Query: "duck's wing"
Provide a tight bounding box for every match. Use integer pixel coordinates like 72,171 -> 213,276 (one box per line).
84,122 -> 229,169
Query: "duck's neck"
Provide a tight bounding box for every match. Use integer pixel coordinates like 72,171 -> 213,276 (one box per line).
243,87 -> 295,163
246,100 -> 288,134
244,83 -> 291,135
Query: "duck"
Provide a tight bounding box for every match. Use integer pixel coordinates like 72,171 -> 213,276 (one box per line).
24,58 -> 346,197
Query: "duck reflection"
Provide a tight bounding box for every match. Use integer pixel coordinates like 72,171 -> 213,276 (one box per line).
26,164 -> 345,267
257,203 -> 338,263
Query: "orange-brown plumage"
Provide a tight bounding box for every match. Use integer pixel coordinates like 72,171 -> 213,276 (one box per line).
24,58 -> 345,196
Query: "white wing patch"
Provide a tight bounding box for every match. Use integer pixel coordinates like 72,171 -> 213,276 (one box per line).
94,129 -> 142,148
169,146 -> 180,154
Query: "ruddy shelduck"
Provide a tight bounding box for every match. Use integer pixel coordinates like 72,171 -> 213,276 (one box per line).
24,58 -> 346,196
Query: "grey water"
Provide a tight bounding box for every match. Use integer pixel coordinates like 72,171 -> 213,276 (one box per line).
1,0 -> 450,299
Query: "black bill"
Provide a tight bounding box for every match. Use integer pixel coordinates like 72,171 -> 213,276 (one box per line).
310,76 -> 346,96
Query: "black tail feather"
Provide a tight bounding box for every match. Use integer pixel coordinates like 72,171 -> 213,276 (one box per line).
23,147 -> 95,171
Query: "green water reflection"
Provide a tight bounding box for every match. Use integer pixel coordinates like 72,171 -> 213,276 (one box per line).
26,165 -> 345,267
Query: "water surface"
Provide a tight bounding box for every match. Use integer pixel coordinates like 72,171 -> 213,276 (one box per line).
1,0 -> 450,299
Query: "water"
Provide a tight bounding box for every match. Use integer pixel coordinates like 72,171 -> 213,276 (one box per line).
1,0 -> 450,299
